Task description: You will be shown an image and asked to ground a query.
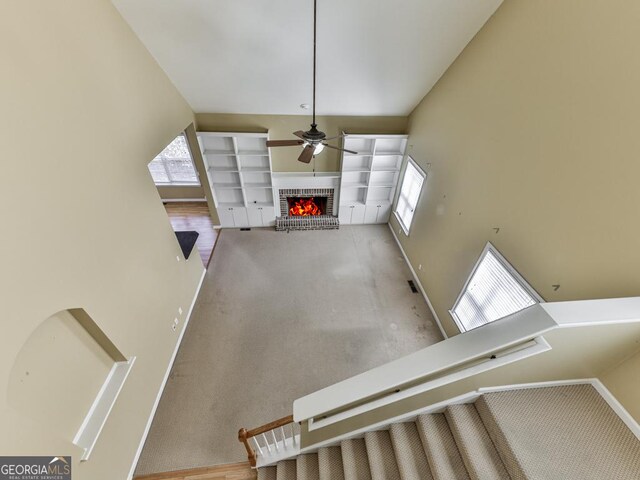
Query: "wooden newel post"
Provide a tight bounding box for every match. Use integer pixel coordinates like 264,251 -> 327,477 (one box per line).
238,427 -> 257,467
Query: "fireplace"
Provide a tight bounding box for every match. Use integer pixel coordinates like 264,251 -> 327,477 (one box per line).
276,188 -> 339,231
287,196 -> 327,216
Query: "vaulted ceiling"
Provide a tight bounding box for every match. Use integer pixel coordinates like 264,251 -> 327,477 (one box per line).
112,0 -> 503,116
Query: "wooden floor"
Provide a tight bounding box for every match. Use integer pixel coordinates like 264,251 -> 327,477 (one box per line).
134,462 -> 256,480
164,202 -> 218,267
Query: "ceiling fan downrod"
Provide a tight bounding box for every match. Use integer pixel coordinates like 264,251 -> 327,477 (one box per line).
264,0 -> 358,162
312,0 -> 317,128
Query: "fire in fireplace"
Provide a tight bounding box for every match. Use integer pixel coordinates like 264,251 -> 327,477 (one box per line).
287,196 -> 327,216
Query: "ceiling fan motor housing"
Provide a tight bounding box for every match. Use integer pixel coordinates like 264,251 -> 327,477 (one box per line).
303,124 -> 326,143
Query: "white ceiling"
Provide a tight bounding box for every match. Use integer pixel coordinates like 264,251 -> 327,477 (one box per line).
112,0 -> 503,116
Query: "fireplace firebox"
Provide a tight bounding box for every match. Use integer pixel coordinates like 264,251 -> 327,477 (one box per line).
287,196 -> 327,217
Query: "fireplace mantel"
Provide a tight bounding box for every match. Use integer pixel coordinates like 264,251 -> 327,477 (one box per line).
271,172 -> 341,189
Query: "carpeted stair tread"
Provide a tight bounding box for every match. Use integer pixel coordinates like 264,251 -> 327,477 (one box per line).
276,460 -> 297,480
389,422 -> 434,480
318,446 -> 345,480
364,430 -> 401,480
445,404 -> 510,480
476,384 -> 640,480
340,438 -> 372,480
417,413 -> 470,480
296,453 -> 320,480
258,466 -> 277,480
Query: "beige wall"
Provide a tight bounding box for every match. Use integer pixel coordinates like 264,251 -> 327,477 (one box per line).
601,347 -> 640,422
196,113 -> 408,172
0,1 -> 204,479
390,0 -> 640,337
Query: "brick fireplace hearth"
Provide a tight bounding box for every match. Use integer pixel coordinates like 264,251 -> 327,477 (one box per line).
275,187 -> 339,231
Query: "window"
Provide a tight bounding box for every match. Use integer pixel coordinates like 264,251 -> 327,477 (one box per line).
451,243 -> 543,332
394,157 -> 425,234
148,134 -> 200,185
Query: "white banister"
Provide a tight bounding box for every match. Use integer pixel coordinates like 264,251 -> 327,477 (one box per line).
239,415 -> 296,467
261,433 -> 271,453
307,336 -> 550,430
249,297 -> 640,468
252,423 -> 301,468
252,437 -> 264,457
280,426 -> 287,447
293,297 -> 640,432
294,304 -> 557,424
542,297 -> 640,327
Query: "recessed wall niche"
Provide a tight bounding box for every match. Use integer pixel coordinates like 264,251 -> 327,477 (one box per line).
8,308 -> 134,460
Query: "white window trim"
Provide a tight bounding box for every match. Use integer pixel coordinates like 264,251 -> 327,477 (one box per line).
149,133 -> 201,186
393,156 -> 426,235
449,242 -> 544,332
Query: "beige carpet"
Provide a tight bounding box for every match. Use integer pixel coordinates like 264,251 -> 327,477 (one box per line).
477,384 -> 640,479
134,225 -> 443,476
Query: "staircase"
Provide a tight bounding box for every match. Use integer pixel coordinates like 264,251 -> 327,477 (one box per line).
257,384 -> 640,480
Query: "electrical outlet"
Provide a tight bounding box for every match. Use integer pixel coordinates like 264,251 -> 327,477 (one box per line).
176,256 -> 180,262
418,264 -> 423,271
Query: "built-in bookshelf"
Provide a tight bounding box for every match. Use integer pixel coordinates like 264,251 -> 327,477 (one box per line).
339,134 -> 408,224
197,132 -> 275,227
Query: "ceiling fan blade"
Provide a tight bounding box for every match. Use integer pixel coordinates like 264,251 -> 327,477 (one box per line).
323,133 -> 345,142
293,130 -> 306,139
267,140 -> 304,147
322,143 -> 358,155
298,145 -> 315,164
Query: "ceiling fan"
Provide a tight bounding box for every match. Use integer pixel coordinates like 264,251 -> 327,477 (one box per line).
266,0 -> 358,163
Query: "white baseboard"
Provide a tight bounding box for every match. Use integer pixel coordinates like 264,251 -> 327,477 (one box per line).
591,378 -> 640,441
161,198 -> 207,203
476,378 -> 593,394
127,269 -> 207,480
387,223 -> 448,339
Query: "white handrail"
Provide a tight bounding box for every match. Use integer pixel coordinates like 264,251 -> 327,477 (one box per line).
542,297 -> 640,327
307,336 -> 550,431
294,296 -> 640,430
294,304 -> 557,423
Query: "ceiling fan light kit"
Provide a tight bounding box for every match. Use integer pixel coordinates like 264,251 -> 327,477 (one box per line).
266,0 -> 358,163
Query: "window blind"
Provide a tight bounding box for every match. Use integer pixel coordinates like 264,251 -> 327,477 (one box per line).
395,159 -> 425,233
148,134 -> 199,185
452,249 -> 537,331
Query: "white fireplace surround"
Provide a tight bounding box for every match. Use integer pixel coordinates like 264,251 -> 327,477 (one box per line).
272,172 -> 341,217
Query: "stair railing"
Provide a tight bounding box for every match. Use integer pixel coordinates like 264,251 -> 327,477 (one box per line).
238,415 -> 300,467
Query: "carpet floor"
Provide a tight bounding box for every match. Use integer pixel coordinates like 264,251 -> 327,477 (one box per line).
134,225 -> 443,476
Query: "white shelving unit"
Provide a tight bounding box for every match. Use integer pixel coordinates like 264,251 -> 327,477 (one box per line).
197,132 -> 275,228
339,134 -> 408,225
